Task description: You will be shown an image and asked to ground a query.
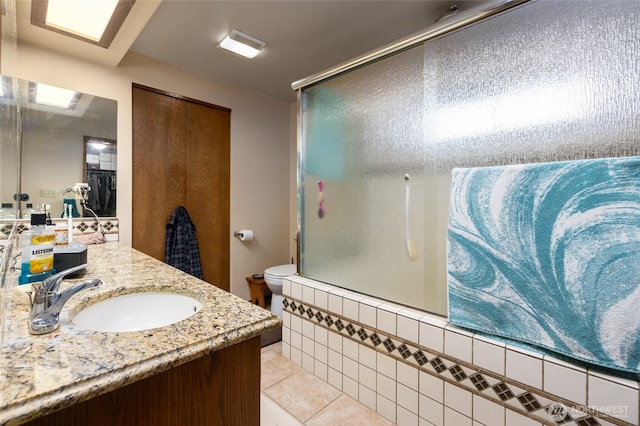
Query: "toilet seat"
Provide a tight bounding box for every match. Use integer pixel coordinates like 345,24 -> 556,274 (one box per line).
264,264 -> 297,281
264,264 -> 296,319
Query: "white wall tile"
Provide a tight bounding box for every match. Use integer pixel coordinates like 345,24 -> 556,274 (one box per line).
378,307 -> 397,336
290,346 -> 302,366
378,372 -> 397,402
359,345 -> 376,369
328,367 -> 342,391
588,375 -> 639,425
290,330 -> 302,351
282,324 -> 291,345
281,342 -> 290,359
343,375 -> 358,400
377,352 -> 397,380
359,302 -> 377,328
328,348 -> 342,372
328,293 -> 343,315
359,384 -> 377,411
343,296 -> 360,321
314,324 -> 327,346
419,371 -> 444,403
302,318 -> 314,339
303,284 -> 315,304
377,394 -> 397,423
290,313 -> 302,334
302,335 -> 314,356
505,347 -> 542,389
398,383 -> 419,415
314,288 -> 328,310
359,363 -> 377,392
473,394 -> 505,426
291,281 -> 302,300
343,336 -> 359,361
328,330 -> 342,352
398,313 -> 420,343
314,360 -> 328,382
419,394 -> 444,426
419,321 -> 444,353
302,352 -> 314,372
543,360 -> 586,405
397,406 -> 419,426
283,311 -> 291,328
314,341 -> 327,365
282,279 -> 291,297
444,328 -> 473,364
444,406 -> 472,426
343,356 -> 359,381
444,382 -> 472,418
505,409 -> 542,425
398,361 -> 419,391
473,337 -> 505,375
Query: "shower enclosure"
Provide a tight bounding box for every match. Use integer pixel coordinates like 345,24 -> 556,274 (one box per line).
297,0 -> 640,315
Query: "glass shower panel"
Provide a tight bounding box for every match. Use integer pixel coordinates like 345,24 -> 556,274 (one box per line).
300,0 -> 640,316
300,46 -> 432,311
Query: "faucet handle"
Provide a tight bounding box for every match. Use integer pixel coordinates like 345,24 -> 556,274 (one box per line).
42,264 -> 88,292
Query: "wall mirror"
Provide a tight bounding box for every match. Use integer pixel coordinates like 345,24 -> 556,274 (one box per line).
0,75 -> 117,219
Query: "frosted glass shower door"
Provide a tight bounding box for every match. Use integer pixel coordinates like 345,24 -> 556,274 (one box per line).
300,0 -> 640,316
300,45 -> 445,313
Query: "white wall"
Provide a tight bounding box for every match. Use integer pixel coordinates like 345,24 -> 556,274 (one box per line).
4,41 -> 294,300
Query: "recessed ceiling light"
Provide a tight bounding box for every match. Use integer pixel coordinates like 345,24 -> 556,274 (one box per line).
218,29 -> 266,59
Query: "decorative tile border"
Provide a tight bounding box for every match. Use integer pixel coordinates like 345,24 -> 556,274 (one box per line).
283,296 -> 633,426
0,218 -> 119,241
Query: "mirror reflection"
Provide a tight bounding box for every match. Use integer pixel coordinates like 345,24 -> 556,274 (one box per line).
1,76 -> 117,218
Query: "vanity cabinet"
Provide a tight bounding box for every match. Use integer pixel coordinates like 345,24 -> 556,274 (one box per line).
132,85 -> 230,290
23,336 -> 260,426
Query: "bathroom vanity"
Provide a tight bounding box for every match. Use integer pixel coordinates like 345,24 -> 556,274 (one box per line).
0,242 -> 281,425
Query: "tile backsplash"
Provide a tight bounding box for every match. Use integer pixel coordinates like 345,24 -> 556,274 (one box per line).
282,275 -> 639,426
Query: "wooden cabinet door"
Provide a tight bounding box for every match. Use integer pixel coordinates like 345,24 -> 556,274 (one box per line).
132,87 -> 187,262
186,102 -> 230,289
132,85 -> 231,291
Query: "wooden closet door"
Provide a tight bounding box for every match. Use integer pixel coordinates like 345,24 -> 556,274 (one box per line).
132,87 -> 187,262
186,103 -> 230,289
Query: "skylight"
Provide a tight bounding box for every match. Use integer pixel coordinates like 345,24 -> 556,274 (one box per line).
34,83 -> 77,109
31,0 -> 136,48
45,0 -> 118,41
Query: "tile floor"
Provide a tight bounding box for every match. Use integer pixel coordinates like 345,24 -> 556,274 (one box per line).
261,341 -> 393,425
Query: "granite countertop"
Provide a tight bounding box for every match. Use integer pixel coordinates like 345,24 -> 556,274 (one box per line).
0,242 -> 281,425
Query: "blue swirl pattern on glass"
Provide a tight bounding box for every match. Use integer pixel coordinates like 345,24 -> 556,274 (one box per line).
447,157 -> 640,374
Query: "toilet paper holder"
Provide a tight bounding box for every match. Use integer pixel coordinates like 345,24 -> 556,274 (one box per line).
233,230 -> 254,241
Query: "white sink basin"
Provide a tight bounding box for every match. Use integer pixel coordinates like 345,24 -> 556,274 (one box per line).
72,292 -> 203,332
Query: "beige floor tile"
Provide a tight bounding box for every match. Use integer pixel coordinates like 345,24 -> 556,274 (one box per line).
306,394 -> 395,426
261,353 -> 301,390
260,393 -> 304,426
264,369 -> 342,423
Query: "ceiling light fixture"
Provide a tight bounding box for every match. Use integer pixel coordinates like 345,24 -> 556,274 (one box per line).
218,29 -> 265,59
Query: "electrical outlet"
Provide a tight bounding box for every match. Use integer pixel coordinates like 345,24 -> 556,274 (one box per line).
40,189 -> 56,198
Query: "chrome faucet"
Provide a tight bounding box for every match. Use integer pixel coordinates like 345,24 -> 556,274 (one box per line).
28,264 -> 103,335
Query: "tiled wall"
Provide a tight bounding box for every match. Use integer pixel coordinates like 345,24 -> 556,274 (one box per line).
282,275 -> 639,426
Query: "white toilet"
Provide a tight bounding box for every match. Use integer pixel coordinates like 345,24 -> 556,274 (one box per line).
264,264 -> 297,318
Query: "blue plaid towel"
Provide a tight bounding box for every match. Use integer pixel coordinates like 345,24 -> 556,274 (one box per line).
165,206 -> 204,280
